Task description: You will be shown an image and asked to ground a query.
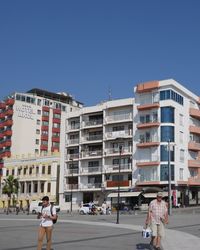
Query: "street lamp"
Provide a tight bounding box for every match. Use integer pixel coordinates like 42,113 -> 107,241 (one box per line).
168,140 -> 172,216
116,144 -> 122,224
70,158 -> 73,214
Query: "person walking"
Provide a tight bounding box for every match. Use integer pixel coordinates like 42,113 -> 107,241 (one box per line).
37,196 -> 57,250
145,192 -> 168,250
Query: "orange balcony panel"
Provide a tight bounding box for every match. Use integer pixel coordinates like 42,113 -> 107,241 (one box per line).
136,161 -> 160,167
6,99 -> 14,106
0,123 -> 5,128
53,108 -> 61,114
177,181 -> 188,186
136,81 -> 159,93
51,147 -> 59,152
53,118 -> 61,123
40,145 -> 48,151
188,177 -> 200,186
4,130 -> 12,136
52,127 -> 60,133
190,108 -> 200,120
0,103 -> 6,109
188,160 -> 200,168
0,162 -> 3,168
5,140 -> 11,147
188,142 -> 200,151
137,103 -> 160,111
0,144 -> 3,148
189,125 -> 200,135
42,106 -> 50,112
137,142 -> 160,148
41,125 -> 49,131
0,113 -> 5,118
42,116 -> 49,122
4,151 -> 11,158
136,181 -> 160,186
107,180 -> 129,188
52,137 -> 60,142
0,133 -> 4,138
137,122 -> 160,129
41,135 -> 48,140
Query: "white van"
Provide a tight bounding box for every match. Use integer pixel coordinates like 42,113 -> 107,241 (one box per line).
30,201 -> 60,214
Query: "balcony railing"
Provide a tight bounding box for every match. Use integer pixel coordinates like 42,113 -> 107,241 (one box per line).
68,139 -> 79,145
106,180 -> 130,188
67,153 -> 79,160
106,130 -> 132,139
137,155 -> 159,163
137,175 -> 159,182
81,166 -> 102,173
82,134 -> 103,142
83,120 -> 103,127
138,137 -> 159,143
105,147 -> 132,155
69,124 -> 80,130
65,168 -> 79,175
106,113 -> 132,122
105,164 -> 132,172
65,184 -> 79,190
81,150 -> 102,158
80,183 -> 102,189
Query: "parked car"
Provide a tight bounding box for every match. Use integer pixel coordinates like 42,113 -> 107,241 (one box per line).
79,203 -> 101,215
30,200 -> 60,214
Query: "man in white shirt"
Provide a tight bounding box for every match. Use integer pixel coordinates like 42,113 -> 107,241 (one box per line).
37,196 -> 57,250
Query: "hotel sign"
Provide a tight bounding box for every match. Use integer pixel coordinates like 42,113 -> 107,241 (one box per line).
16,104 -> 35,120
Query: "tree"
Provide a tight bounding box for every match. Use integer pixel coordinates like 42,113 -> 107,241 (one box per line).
2,175 -> 19,214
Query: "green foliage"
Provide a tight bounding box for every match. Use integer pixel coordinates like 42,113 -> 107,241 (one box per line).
2,175 -> 19,198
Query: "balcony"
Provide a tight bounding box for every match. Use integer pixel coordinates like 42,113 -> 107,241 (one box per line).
6,99 -> 14,106
0,103 -> 6,109
137,103 -> 160,111
4,130 -> 12,136
53,118 -> 61,123
42,106 -> 50,112
189,125 -> 200,135
137,137 -> 160,148
82,134 -> 103,142
52,137 -> 60,142
0,133 -> 4,138
105,147 -> 132,156
67,153 -> 79,160
65,184 -> 79,190
136,81 -> 159,93
51,147 -> 59,152
0,113 -> 5,118
105,164 -> 132,172
136,156 -> 160,167
41,125 -> 49,131
106,113 -> 132,123
105,130 -> 132,139
65,168 -> 79,175
69,123 -> 80,130
80,183 -> 102,189
5,120 -> 13,126
40,145 -> 48,151
52,127 -> 60,133
137,120 -> 160,129
188,141 -> 200,151
83,119 -> 103,127
4,140 -> 11,147
136,180 -> 160,186
5,109 -> 13,116
81,166 -> 102,174
188,160 -> 200,168
188,177 -> 200,186
42,116 -> 49,122
81,150 -> 102,158
53,108 -> 61,114
190,108 -> 200,120
67,139 -> 79,145
106,180 -> 130,188
41,135 -> 48,140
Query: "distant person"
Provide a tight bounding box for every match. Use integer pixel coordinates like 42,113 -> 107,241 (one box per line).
37,196 -> 57,250
16,202 -> 20,215
145,192 -> 168,250
101,202 -> 106,215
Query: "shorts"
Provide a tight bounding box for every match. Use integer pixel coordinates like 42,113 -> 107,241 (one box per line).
150,222 -> 165,238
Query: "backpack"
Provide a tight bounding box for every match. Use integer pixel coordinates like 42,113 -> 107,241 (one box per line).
50,205 -> 58,224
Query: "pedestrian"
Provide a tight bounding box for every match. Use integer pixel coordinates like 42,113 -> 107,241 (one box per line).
145,192 -> 168,250
101,202 -> 106,215
16,202 -> 20,215
37,196 -> 57,250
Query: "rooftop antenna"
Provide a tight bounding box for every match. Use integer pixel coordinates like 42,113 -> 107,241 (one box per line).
108,86 -> 112,101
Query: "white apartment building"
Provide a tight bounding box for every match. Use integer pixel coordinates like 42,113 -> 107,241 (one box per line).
0,89 -> 82,207
60,98 -> 134,210
133,79 -> 200,206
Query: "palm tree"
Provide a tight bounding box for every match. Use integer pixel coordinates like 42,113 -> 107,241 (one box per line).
2,175 -> 19,214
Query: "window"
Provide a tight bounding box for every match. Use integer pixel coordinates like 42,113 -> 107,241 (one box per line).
34,183 -> 38,193
62,106 -> 66,111
42,130 -> 48,135
113,125 -> 124,131
29,168 -> 32,175
42,165 -> 45,174
161,126 -> 174,142
180,149 -> 185,162
37,120 -> 40,125
36,139 -> 39,145
160,145 -> 174,161
53,123 -> 60,128
180,131 -> 183,144
43,111 -> 49,117
65,194 -> 72,202
41,183 -> 44,193
179,168 -> 184,180
36,129 -> 40,135
161,107 -> 174,123
41,140 -> 48,145
36,166 -> 39,174
23,168 -> 27,175
112,175 -> 123,181
37,110 -> 41,115
48,165 -> 51,175
160,90 -> 184,105
88,161 -> 99,167
160,164 -> 174,181
179,114 -> 184,126
52,142 -> 59,148
53,113 -> 61,119
35,149 -> 39,154
44,100 -> 50,106
42,121 -> 49,126
52,132 -> 60,137
47,183 -> 51,193
12,169 -> 15,175
37,99 -> 41,106
6,170 -> 9,176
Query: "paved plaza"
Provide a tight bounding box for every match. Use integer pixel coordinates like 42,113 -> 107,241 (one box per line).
0,208 -> 200,250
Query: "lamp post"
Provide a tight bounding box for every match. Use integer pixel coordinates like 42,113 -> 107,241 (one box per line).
116,144 -> 122,224
168,140 -> 172,216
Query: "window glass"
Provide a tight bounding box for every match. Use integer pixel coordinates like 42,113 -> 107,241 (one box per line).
161,107 -> 174,123
160,164 -> 174,181
161,126 -> 174,142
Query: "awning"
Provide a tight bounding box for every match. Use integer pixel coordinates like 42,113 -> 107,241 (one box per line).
142,192 -> 168,198
107,191 -> 141,198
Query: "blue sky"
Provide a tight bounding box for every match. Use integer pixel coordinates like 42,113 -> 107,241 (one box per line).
0,0 -> 199,105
